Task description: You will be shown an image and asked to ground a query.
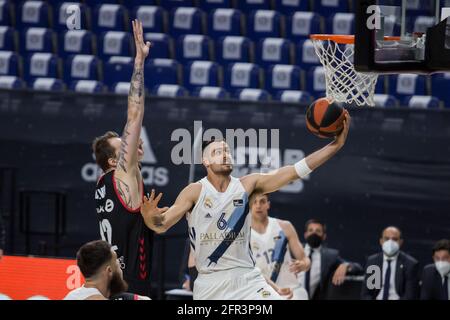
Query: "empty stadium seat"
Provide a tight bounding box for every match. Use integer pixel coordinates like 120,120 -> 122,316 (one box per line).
328,13 -> 354,35
287,12 -> 322,41
103,56 -> 133,89
64,54 -> 101,83
176,35 -> 212,63
273,0 -> 309,14
93,4 -> 127,32
145,58 -> 180,91
375,75 -> 387,94
431,73 -> 450,107
169,7 -> 204,37
20,28 -> 55,54
0,26 -> 16,51
0,51 -> 20,76
59,30 -> 95,58
224,62 -> 261,91
184,60 -> 220,91
373,94 -> 399,108
275,90 -> 312,105
313,0 -> 350,18
414,16 -> 437,34
32,77 -> 65,91
24,52 -> 60,84
198,0 -> 232,12
133,5 -> 165,33
54,2 -> 89,31
216,36 -> 252,64
144,33 -> 172,59
234,88 -> 270,101
208,8 -> 242,38
98,31 -> 133,59
0,75 -> 25,89
296,39 -> 320,70
256,38 -> 292,67
152,84 -> 188,97
247,10 -> 282,40
192,86 -> 228,99
404,95 -> 441,109
406,0 -> 434,16
17,1 -> 51,28
265,64 -> 302,94
70,80 -> 105,93
112,82 -> 131,95
0,0 -> 12,26
306,66 -> 326,99
121,0 -> 157,10
388,74 -> 427,99
236,0 -> 270,11
159,0 -> 195,11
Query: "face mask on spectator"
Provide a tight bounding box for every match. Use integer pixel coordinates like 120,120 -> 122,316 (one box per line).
382,240 -> 400,257
435,261 -> 450,277
306,233 -> 322,248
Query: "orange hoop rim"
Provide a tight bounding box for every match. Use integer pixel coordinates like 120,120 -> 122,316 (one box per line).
310,34 -> 401,45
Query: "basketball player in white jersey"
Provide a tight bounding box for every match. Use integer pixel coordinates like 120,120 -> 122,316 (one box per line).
251,194 -> 310,300
141,112 -> 350,300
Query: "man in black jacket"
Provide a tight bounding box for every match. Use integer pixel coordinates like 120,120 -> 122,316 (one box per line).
420,239 -> 450,300
298,219 -> 363,300
361,226 -> 419,300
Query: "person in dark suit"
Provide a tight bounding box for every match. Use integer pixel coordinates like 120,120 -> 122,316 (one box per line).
361,226 -> 419,300
420,239 -> 450,300
298,219 -> 363,300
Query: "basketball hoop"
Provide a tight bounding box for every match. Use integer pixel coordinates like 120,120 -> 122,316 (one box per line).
310,35 -> 400,107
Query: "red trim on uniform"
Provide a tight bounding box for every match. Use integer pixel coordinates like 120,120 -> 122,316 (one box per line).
133,294 -> 139,300
112,171 -> 144,214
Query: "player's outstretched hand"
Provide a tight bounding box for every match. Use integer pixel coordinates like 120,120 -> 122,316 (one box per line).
141,189 -> 169,228
333,109 -> 351,149
132,19 -> 151,61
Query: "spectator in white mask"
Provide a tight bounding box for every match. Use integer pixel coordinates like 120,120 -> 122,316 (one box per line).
420,239 -> 450,300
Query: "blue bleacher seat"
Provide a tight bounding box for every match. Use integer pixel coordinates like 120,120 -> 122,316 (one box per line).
20,27 -> 55,55
296,39 -> 320,70
413,16 -> 437,33
247,10 -> 282,40
373,94 -> 399,108
192,86 -> 228,99
404,95 -> 441,109
0,26 -> 16,51
313,0 -> 350,18
388,74 -> 427,99
133,5 -> 165,33
256,37 -> 292,67
176,35 -> 211,63
0,51 -> 20,76
0,75 -> 25,89
216,36 -> 252,64
431,73 -> 450,107
224,62 -> 261,91
54,2 -> 89,31
406,0 -> 434,16
198,0 -> 232,12
375,75 -> 387,94
103,56 -> 133,89
93,4 -> 127,32
328,13 -> 354,35
234,88 -> 270,101
70,80 -> 105,93
98,31 -> 132,59
159,0 -> 195,11
64,54 -> 101,83
236,0 -> 270,11
112,81 -> 131,95
265,64 -> 302,94
169,7 -> 204,37
17,1 -> 51,28
121,0 -> 157,10
273,0 -> 309,15
208,8 -> 242,38
0,0 -> 12,26
145,58 -> 180,91
32,77 -> 65,91
275,90 -> 312,105
306,66 -> 326,99
144,33 -> 172,59
59,30 -> 94,58
184,60 -> 220,91
287,12 -> 322,41
152,84 -> 187,97
24,52 -> 59,84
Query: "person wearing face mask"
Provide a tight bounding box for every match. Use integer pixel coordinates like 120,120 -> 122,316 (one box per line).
420,239 -> 450,300
361,226 -> 419,300
298,219 -> 363,300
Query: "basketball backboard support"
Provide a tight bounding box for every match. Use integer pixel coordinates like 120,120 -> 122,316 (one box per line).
354,0 -> 450,74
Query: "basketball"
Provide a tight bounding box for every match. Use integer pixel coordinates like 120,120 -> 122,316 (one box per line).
306,98 -> 346,138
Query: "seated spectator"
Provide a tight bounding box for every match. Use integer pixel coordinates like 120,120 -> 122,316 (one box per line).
420,239 -> 450,300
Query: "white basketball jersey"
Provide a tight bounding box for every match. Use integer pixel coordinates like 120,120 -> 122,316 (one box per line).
187,176 -> 255,274
251,217 -> 299,288
63,286 -> 103,300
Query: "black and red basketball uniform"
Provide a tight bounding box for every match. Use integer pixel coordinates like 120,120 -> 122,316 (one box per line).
95,170 -> 154,296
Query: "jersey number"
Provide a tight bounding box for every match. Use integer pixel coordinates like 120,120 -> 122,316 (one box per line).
217,213 -> 228,230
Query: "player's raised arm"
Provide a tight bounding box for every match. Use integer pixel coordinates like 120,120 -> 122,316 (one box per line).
116,20 -> 151,175
243,111 -> 351,195
141,183 -> 201,234
278,220 -> 310,274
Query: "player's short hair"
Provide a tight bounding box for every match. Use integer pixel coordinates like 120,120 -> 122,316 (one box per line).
380,226 -> 402,239
432,239 -> 450,255
77,240 -> 113,279
202,138 -> 226,154
304,219 -> 327,233
92,131 -> 120,172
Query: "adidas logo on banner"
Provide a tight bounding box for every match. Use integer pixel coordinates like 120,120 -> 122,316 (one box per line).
204,213 -> 212,219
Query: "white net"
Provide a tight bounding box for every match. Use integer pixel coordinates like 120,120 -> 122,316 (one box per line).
311,38 -> 379,107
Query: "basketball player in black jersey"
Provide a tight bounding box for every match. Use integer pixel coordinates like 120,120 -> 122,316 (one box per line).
92,20 -> 156,297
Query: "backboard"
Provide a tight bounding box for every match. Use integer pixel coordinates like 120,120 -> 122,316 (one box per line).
354,0 -> 450,74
